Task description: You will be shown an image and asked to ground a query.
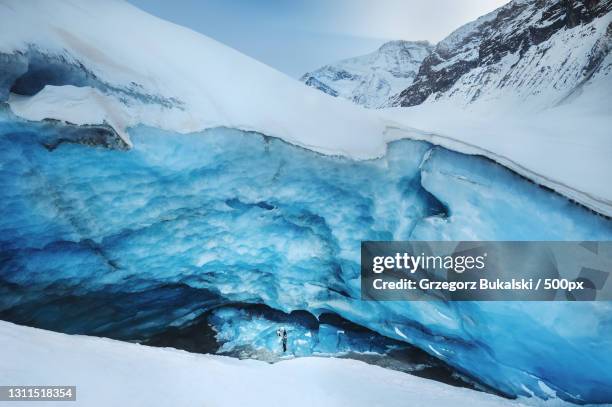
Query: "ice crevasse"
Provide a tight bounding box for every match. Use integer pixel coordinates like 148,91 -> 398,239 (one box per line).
1,0 -> 612,403
0,107 -> 612,403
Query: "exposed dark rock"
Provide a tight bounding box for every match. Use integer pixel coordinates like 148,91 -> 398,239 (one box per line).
392,0 -> 611,107
303,76 -> 339,97
39,119 -> 130,151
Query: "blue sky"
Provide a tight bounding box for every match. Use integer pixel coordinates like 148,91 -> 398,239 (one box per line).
127,0 -> 508,78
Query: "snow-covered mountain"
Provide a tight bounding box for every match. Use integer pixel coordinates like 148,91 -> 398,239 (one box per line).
301,40 -> 433,108
391,0 -> 612,109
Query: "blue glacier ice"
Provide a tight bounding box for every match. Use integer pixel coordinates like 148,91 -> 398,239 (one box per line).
208,306 -> 405,358
1,106 -> 612,403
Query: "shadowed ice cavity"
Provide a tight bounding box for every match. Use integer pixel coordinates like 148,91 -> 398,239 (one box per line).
0,48 -> 182,107
0,110 -> 612,403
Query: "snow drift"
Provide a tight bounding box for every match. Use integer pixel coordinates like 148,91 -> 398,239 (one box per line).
0,0 -> 386,158
0,321 -> 534,407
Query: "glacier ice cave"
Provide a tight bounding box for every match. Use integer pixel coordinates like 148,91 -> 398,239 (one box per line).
1,106 -> 612,403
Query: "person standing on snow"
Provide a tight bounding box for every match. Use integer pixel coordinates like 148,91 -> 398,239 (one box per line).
277,327 -> 288,353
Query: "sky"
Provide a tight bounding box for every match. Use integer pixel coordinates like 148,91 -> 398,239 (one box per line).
127,0 -> 509,78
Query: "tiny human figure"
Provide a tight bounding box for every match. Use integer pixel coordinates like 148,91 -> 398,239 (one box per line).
277,327 -> 288,353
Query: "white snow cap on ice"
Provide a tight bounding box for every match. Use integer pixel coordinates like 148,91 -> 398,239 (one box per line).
1,0 -> 386,159
1,0 -> 611,216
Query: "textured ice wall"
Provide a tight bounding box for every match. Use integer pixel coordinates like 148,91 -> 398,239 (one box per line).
208,306 -> 404,358
1,108 -> 612,402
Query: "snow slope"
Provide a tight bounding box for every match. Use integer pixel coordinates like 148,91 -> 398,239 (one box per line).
381,93 -> 612,216
0,0 -> 385,159
0,321 -> 530,407
301,40 -> 433,108
0,0 -> 610,217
